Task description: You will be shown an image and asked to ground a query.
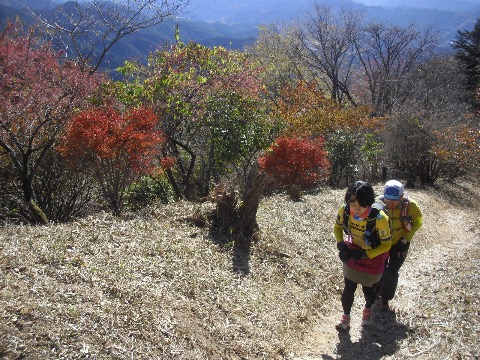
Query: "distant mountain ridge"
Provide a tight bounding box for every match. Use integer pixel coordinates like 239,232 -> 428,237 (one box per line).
180,0 -> 479,51
177,0 -> 479,52
353,0 -> 480,12
0,0 -> 258,74
1,0 -> 479,75
180,0 -> 480,23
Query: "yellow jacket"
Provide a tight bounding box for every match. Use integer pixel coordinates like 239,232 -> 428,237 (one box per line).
377,195 -> 423,245
334,204 -> 391,259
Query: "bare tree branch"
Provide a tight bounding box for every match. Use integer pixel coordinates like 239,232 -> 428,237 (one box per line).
353,22 -> 439,115
293,4 -> 364,105
21,0 -> 190,73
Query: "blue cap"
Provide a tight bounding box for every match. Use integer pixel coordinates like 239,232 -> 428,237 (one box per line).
384,180 -> 404,200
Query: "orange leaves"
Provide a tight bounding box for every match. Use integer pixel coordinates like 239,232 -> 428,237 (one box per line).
259,137 -> 331,189
432,123 -> 480,171
60,106 -> 165,174
274,80 -> 373,137
58,105 -> 169,215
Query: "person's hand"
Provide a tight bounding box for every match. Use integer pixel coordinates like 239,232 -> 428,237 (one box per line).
366,229 -> 381,249
396,239 -> 410,258
337,241 -> 350,263
349,249 -> 367,260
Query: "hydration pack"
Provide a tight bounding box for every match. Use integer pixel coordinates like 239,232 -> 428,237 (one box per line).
378,194 -> 412,232
343,204 -> 380,247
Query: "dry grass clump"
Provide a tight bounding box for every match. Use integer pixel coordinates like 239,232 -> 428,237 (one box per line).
1,182 -> 479,359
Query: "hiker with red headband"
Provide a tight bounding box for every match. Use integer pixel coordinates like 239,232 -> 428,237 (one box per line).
333,181 -> 391,332
376,180 -> 423,310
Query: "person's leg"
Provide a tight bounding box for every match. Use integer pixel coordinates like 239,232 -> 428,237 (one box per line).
380,252 -> 406,302
362,284 -> 377,309
341,277 -> 357,315
361,284 -> 377,326
336,277 -> 357,331
375,258 -> 390,297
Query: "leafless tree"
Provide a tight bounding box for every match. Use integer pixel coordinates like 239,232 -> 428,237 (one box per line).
395,55 -> 470,123
293,4 -> 364,105
382,56 -> 473,185
248,23 -> 308,102
353,22 -> 439,116
21,0 -> 190,74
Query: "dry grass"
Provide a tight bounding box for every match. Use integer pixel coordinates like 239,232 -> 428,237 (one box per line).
1,181 -> 479,359
388,182 -> 480,360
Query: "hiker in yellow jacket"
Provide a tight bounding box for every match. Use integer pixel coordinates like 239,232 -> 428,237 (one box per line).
333,181 -> 391,332
376,180 -> 423,310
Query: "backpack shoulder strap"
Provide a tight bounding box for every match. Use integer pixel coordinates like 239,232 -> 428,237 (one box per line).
344,204 -> 379,236
401,195 -> 412,231
401,195 -> 409,216
365,206 -> 379,236
343,203 -> 350,235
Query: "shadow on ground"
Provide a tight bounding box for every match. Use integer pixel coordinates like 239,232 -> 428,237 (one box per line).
321,308 -> 410,360
208,228 -> 252,276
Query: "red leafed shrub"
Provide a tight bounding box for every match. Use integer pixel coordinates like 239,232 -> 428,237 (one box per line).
60,106 -> 164,173
59,105 -> 167,215
259,137 -> 331,189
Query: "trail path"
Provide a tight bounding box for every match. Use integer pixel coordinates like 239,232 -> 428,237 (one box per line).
291,187 -> 480,360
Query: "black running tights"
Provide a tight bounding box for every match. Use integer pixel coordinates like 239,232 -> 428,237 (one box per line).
341,277 -> 377,315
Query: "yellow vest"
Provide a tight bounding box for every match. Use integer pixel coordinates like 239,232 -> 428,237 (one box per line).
334,204 -> 391,259
379,196 -> 423,245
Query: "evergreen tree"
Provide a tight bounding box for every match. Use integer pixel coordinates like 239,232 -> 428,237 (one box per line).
452,18 -> 480,106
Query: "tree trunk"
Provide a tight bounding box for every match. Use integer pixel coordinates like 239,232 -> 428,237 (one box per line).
209,163 -> 265,275
210,162 -> 265,242
27,199 -> 49,225
232,162 -> 266,241
22,175 -> 48,224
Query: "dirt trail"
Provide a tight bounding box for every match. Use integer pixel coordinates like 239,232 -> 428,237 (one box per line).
291,186 -> 480,360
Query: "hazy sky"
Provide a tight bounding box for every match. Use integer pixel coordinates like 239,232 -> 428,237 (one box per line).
353,0 -> 480,5
354,0 -> 480,4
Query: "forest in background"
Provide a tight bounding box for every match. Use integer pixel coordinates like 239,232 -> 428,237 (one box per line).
0,0 -> 479,228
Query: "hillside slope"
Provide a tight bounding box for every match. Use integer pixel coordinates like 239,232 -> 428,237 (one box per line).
0,180 -> 479,359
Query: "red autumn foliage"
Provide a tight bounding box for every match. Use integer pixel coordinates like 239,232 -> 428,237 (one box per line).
59,105 -> 168,215
259,137 -> 331,189
0,20 -> 102,223
60,106 -> 165,173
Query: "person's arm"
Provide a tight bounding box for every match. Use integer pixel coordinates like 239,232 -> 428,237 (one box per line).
334,205 -> 352,262
403,200 -> 423,242
334,205 -> 345,242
